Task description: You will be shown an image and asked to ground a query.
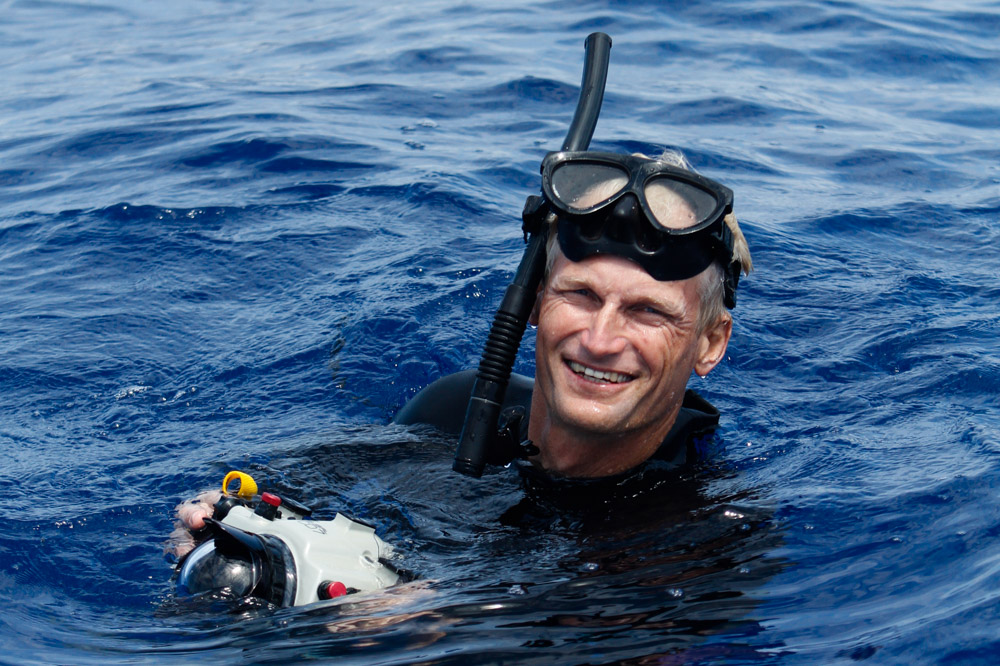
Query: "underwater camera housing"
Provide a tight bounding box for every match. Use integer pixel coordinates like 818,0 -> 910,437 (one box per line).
176,485 -> 400,607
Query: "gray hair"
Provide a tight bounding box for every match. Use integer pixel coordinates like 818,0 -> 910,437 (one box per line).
542,148 -> 753,333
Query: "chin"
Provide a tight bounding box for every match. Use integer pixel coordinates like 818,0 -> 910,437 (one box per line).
552,401 -> 635,437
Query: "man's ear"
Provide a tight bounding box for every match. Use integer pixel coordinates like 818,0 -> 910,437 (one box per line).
694,314 -> 732,377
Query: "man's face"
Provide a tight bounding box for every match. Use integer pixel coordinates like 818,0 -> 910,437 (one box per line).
530,249 -> 729,449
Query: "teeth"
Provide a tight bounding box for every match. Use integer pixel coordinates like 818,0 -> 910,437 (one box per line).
568,361 -> 632,384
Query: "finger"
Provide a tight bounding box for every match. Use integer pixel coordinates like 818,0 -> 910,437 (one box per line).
173,490 -> 222,530
176,502 -> 213,530
193,490 -> 222,505
167,524 -> 196,559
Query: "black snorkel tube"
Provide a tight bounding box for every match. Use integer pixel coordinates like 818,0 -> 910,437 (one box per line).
453,32 -> 612,478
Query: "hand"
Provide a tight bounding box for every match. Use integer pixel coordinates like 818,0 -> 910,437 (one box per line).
166,489 -> 222,560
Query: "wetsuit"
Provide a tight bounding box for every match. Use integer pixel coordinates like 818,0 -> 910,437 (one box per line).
394,369 -> 721,467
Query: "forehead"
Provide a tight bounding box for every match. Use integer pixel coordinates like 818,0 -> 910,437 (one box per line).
548,249 -> 703,311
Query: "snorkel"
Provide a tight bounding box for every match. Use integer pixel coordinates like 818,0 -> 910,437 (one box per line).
453,33 -> 612,478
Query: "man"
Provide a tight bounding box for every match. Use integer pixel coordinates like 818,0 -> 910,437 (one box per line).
171,148 -> 751,555
396,148 -> 752,479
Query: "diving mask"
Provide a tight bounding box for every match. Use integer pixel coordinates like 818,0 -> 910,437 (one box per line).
528,150 -> 741,307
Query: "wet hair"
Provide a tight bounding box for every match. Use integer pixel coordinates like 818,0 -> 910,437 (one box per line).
543,148 -> 753,332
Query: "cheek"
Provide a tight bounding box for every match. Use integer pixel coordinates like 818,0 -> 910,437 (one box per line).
536,301 -> 579,344
634,335 -> 665,371
534,305 -> 563,363
637,331 -> 693,379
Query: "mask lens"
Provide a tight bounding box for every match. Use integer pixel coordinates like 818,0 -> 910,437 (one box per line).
644,176 -> 718,230
551,162 -> 628,211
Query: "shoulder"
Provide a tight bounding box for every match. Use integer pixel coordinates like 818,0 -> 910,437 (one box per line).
393,369 -> 535,436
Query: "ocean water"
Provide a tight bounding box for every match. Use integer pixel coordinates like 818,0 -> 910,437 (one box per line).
1,0 -> 999,663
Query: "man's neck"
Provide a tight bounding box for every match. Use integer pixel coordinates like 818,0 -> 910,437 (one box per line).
526,393 -> 681,478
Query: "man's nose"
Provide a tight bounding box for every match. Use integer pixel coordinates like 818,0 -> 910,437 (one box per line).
580,304 -> 627,356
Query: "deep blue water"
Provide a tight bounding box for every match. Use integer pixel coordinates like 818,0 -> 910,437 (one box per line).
2,0 -> 999,663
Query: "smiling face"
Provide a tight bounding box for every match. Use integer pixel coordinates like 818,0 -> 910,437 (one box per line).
528,249 -> 731,477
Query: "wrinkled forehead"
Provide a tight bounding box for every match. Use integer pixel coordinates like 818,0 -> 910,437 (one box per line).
573,172 -> 698,230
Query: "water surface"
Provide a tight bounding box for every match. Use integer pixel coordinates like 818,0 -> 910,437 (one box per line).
1,0 -> 999,663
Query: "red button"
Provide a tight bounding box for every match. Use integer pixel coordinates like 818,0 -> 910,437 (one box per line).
320,581 -> 348,599
261,492 -> 282,507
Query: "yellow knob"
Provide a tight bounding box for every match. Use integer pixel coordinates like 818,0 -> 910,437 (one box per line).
222,471 -> 258,499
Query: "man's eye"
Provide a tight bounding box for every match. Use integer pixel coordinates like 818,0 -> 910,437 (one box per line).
636,305 -> 673,322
